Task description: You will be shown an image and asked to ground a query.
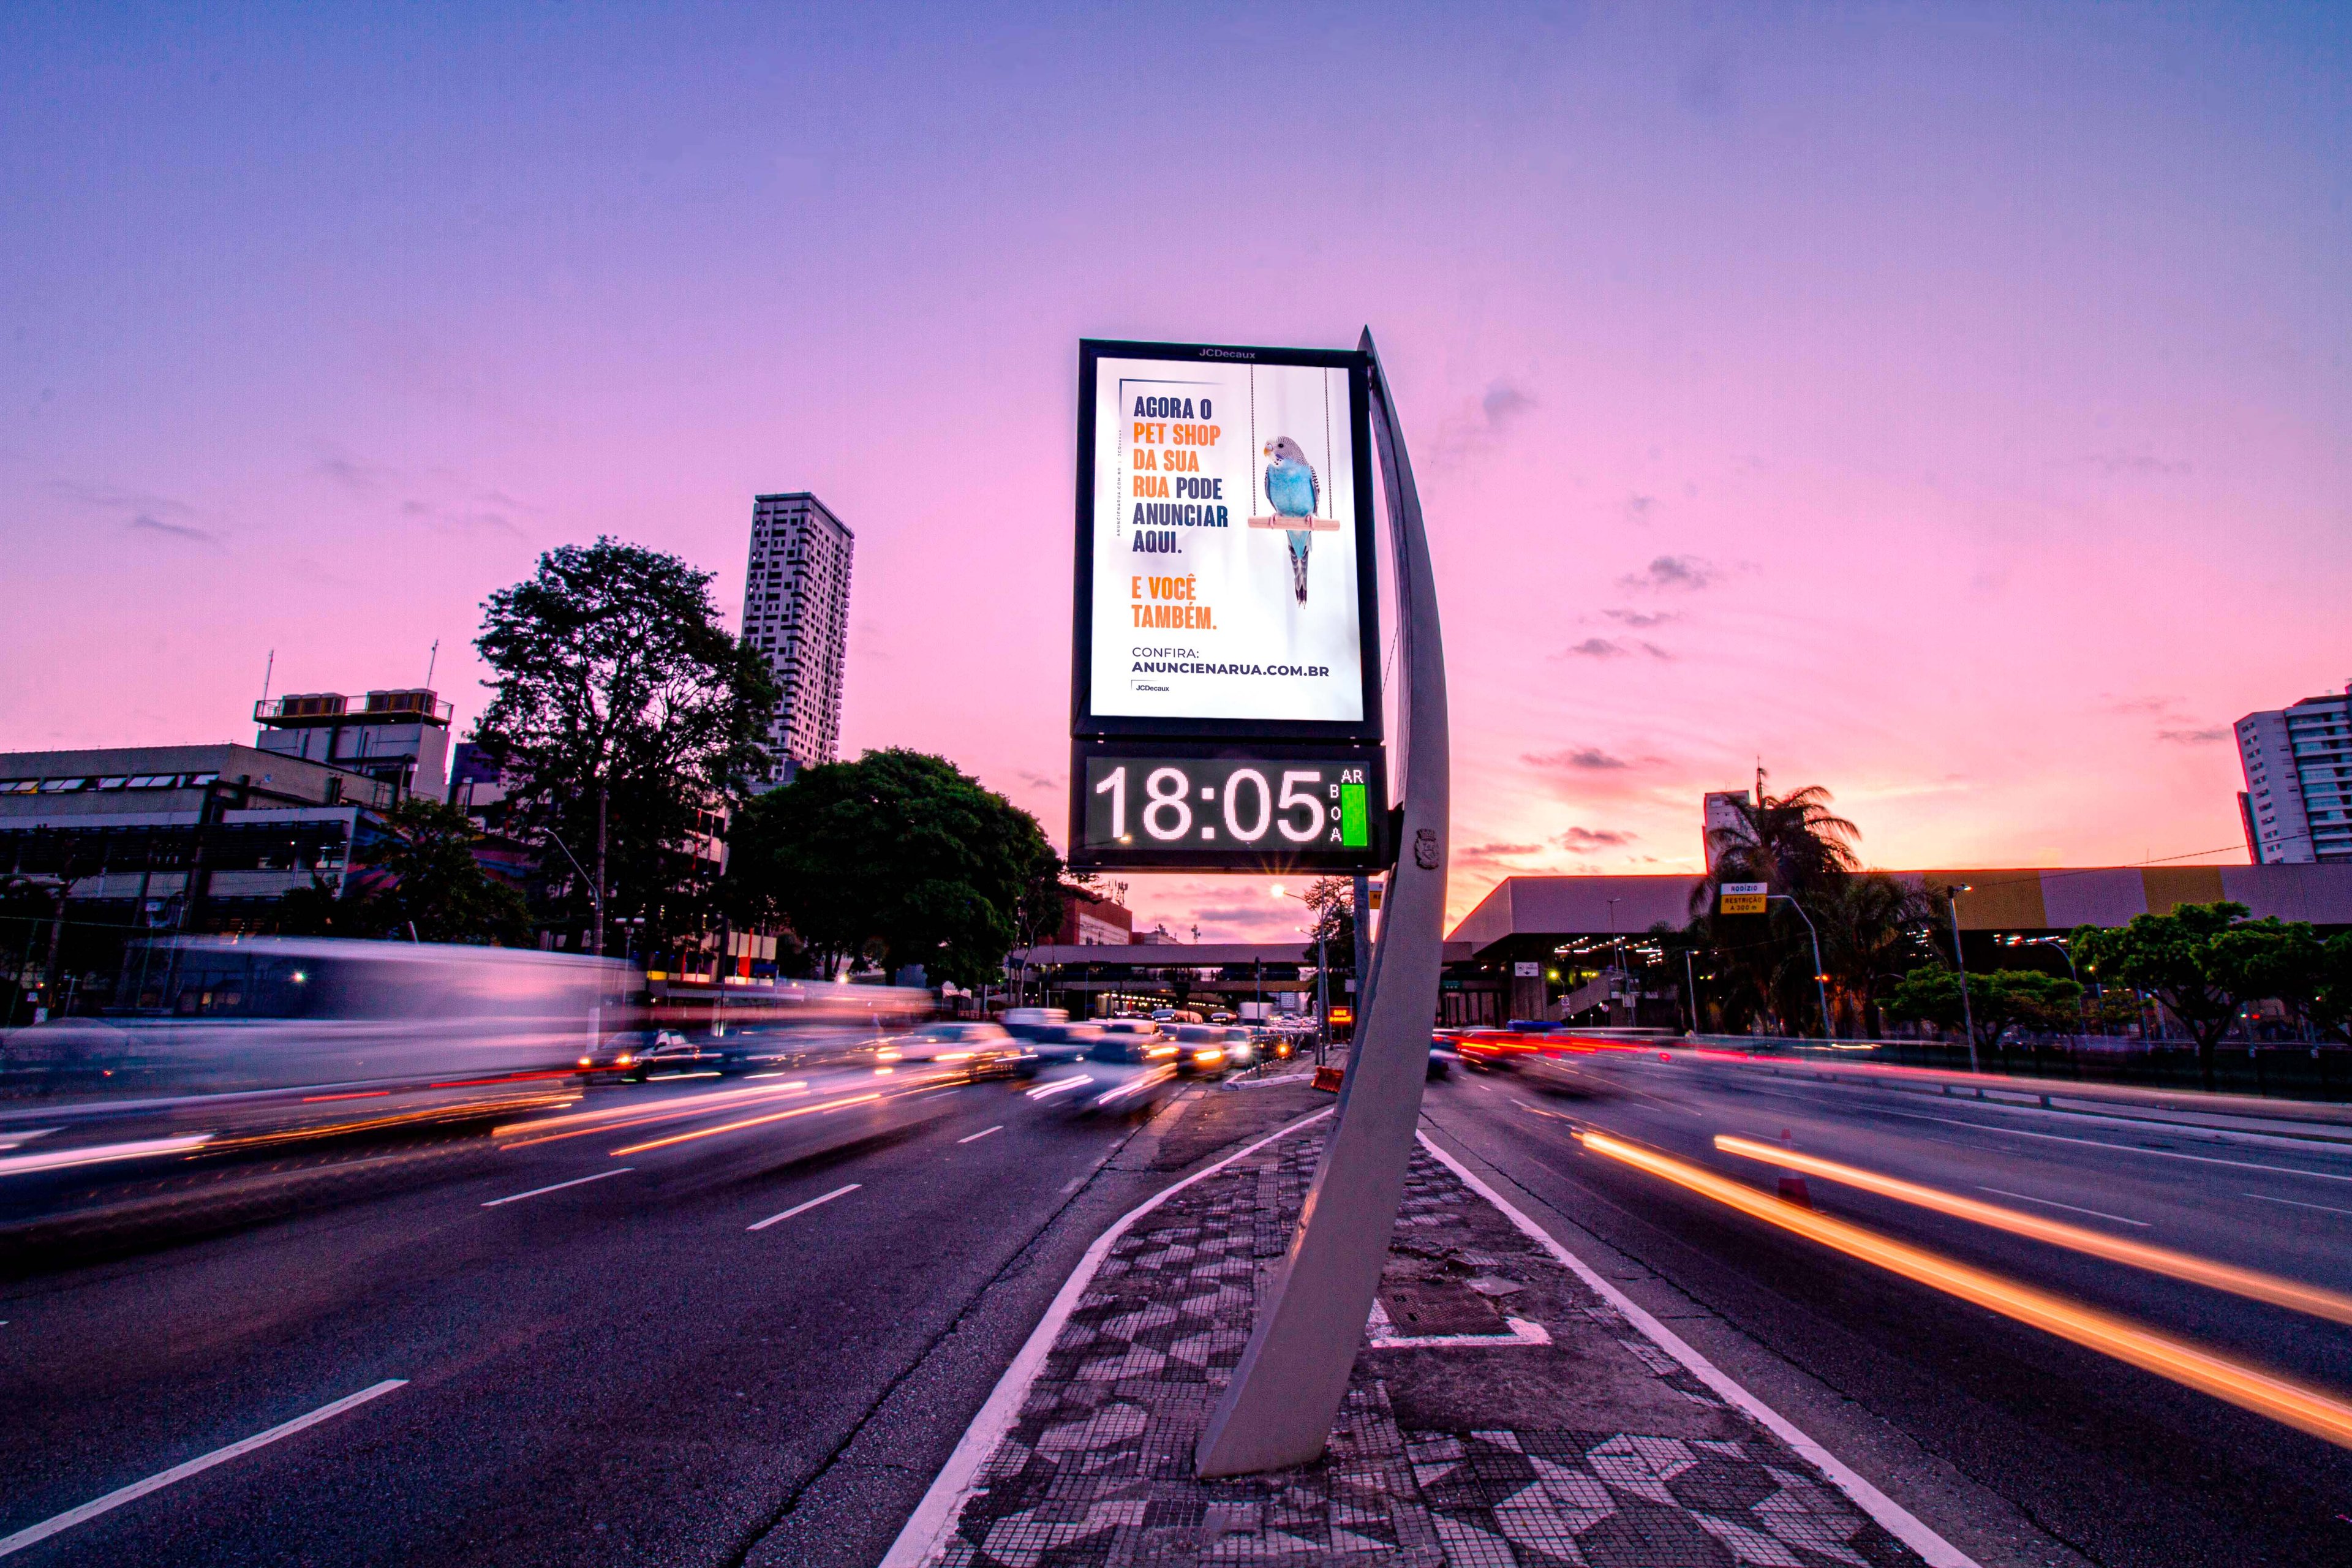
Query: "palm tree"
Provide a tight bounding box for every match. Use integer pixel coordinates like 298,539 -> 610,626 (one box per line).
1683,776 -> 1868,1037
1818,872 -> 1937,1037
1693,774 -> 1861,916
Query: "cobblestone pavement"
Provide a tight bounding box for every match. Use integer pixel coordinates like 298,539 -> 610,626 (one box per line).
930,1121 -> 1931,1567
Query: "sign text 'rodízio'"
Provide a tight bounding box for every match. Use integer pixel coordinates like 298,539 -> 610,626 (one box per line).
1719,881 -> 1769,915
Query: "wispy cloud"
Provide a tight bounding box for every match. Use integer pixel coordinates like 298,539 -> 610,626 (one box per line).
1524,747 -> 1636,771
127,514 -> 219,545
1463,841 -> 1544,858
1433,377 -> 1537,467
2075,451 -> 2192,477
1604,608 -> 1679,629
1618,554 -> 1719,592
2156,726 -> 2228,745
1553,637 -> 1672,662
1622,494 -> 1654,525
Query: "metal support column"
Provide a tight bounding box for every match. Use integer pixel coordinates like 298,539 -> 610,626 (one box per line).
1196,328 -> 1449,1476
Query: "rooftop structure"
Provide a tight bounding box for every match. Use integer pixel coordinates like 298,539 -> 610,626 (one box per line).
254,686 -> 453,799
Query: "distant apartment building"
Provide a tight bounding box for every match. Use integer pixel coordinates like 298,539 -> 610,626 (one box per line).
1700,790 -> 1754,873
742,493 -> 853,785
2237,686 -> 2352,864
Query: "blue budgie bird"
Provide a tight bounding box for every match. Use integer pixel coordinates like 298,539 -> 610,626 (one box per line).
1262,436 -> 1319,603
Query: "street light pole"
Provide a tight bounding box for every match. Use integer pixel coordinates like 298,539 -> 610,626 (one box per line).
1683,947 -> 1700,1036
1947,885 -> 1979,1072
1767,895 -> 1830,1041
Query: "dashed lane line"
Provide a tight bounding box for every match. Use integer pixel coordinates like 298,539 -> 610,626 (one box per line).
748,1183 -> 861,1232
0,1380 -> 407,1559
481,1168 -> 633,1207
958,1125 -> 1005,1144
1977,1186 -> 2149,1227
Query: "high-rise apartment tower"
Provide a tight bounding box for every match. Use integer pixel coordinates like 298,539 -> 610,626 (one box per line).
742,493 -> 853,785
2236,685 -> 2352,864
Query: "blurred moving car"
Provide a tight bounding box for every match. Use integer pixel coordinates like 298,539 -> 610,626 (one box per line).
1025,1022 -> 1106,1064
1170,1023 -> 1232,1078
875,1021 -> 1038,1080
1427,1033 -> 1459,1078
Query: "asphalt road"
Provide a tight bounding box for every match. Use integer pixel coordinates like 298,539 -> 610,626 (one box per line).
0,1060 -> 1227,1566
1421,1052 -> 2352,1568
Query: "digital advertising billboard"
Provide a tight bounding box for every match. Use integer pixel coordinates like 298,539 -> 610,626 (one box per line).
1072,340 -> 1381,742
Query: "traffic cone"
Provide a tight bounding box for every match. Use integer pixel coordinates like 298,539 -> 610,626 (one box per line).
1775,1128 -> 1812,1208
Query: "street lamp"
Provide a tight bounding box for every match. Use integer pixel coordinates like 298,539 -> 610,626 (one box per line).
1271,882 -> 1335,1064
1946,884 -> 1979,1072
1766,895 -> 1831,1042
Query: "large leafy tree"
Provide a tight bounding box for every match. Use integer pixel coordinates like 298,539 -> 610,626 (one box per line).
1694,776 -> 1861,915
473,538 -> 776,957
2072,902 -> 2256,1090
1887,967 -> 2082,1063
725,749 -> 1054,989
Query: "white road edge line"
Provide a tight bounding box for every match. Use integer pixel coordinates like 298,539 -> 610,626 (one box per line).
878,1107 -> 1335,1568
2244,1191 -> 2352,1217
1415,1130 -> 1981,1568
481,1168 -> 633,1207
1873,1107 -> 2352,1183
958,1125 -> 1005,1144
1976,1186 -> 2149,1227
748,1183 -> 861,1231
0,1379 -> 406,1559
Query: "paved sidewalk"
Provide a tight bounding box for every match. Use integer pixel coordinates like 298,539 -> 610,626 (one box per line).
908,1118 -> 1942,1567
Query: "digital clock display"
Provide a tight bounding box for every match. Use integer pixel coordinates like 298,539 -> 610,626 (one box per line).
1069,742 -> 1387,872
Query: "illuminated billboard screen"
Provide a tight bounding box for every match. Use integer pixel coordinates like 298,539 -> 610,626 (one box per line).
1072,340 -> 1380,741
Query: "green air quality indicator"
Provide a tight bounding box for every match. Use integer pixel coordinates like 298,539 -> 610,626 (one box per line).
1339,782 -> 1370,848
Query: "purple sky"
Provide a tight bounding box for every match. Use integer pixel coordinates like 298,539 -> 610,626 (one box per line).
4,6 -> 2346,941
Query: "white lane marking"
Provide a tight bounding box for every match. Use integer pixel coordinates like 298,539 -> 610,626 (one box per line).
1977,1186 -> 2150,1227
0,1379 -> 406,1559
958,1125 -> 1005,1145
1415,1131 -> 1979,1568
880,1107 -> 1335,1568
2244,1191 -> 2352,1217
481,1168 -> 633,1207
0,1134 -> 210,1178
1875,1107 -> 2352,1183
747,1183 -> 860,1231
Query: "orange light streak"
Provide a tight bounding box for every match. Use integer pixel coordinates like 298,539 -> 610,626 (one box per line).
492,1082 -> 810,1147
1578,1130 -> 2352,1450
609,1091 -> 883,1156
1714,1134 -> 2352,1328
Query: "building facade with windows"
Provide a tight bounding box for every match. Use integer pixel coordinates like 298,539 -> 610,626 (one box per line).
741,493 -> 853,786
2237,687 -> 2352,864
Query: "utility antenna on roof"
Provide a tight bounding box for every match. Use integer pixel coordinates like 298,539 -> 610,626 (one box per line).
260,649 -> 274,709
424,639 -> 439,689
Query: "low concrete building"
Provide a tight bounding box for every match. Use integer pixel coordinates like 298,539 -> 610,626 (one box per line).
1444,865 -> 2352,1026
0,744 -> 391,932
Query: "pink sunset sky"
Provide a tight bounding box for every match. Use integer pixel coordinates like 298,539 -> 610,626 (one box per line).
4,6 -> 2346,943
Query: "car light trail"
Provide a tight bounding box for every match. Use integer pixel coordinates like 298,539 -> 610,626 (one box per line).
493,1081 -> 810,1147
1027,1074 -> 1094,1100
0,1134 -> 211,1178
609,1091 -> 883,1155
1713,1134 -> 2352,1327
1580,1129 -> 2352,1450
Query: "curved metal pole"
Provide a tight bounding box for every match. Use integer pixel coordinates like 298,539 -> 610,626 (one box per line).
1196,328 -> 1449,1476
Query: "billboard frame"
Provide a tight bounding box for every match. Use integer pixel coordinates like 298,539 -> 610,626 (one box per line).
1071,338 -> 1383,744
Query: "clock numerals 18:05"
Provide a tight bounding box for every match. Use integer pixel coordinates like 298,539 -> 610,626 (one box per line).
1088,761 -> 1371,850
